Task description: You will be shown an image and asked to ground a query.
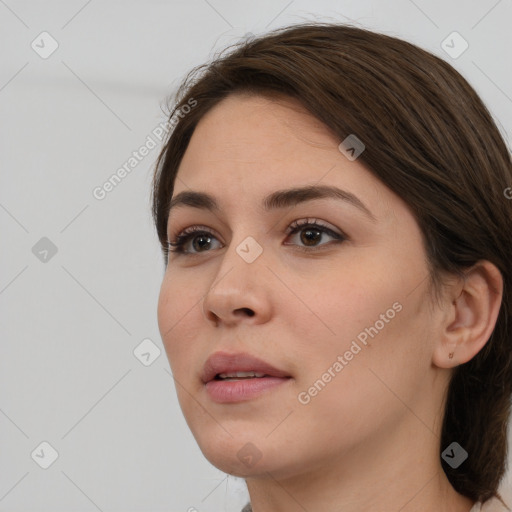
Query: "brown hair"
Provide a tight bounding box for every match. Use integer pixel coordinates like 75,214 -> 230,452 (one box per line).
152,22 -> 512,506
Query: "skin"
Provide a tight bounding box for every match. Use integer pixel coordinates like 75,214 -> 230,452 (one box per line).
157,93 -> 503,512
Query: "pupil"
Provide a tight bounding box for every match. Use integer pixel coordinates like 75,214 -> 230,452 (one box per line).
301,228 -> 321,246
193,235 -> 211,251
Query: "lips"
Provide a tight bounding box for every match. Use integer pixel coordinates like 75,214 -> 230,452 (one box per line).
201,351 -> 291,384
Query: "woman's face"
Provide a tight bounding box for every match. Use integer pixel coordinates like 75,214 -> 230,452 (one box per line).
157,93 -> 445,479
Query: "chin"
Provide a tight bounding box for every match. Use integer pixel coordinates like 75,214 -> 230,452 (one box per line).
195,429 -> 299,480
198,443 -> 264,477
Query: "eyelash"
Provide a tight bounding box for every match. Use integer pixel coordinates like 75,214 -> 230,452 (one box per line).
166,218 -> 347,256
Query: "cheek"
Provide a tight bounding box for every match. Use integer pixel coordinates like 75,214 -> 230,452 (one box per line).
157,277 -> 177,346
157,272 -> 202,370
291,258 -> 430,394
287,261 -> 394,353
291,301 -> 431,451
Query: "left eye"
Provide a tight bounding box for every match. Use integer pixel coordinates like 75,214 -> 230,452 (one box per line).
284,220 -> 346,251
167,219 -> 347,256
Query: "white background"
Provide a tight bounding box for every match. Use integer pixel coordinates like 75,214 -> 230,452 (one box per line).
1,0 -> 511,510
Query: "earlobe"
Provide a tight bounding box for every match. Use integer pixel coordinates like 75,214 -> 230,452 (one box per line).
432,261 -> 503,370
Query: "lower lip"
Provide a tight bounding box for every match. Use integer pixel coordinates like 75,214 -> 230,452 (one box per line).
205,377 -> 291,403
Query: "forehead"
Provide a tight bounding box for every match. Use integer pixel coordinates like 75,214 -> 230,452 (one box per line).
172,93 -> 400,225
182,93 -> 339,165
177,93 -> 360,186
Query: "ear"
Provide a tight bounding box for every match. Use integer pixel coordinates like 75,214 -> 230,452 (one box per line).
432,260 -> 503,369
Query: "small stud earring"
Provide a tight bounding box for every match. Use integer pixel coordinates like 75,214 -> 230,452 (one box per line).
448,352 -> 454,359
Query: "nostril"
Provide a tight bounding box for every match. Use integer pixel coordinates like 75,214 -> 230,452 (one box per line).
238,308 -> 255,317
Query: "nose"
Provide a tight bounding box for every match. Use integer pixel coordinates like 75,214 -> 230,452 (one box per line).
201,241 -> 273,327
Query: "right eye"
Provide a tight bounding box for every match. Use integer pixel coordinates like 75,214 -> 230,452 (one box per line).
167,226 -> 222,255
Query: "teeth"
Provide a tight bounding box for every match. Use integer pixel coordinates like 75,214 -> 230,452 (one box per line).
218,371 -> 266,379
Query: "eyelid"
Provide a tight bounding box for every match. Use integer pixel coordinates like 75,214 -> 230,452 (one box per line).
168,217 -> 344,240
286,217 -> 344,236
171,224 -> 219,238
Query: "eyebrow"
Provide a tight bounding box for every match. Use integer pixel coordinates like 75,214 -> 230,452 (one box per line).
168,185 -> 377,223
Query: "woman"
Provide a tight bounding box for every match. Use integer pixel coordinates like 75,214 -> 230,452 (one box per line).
152,23 -> 512,511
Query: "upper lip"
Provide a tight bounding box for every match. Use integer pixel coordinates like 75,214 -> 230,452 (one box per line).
201,351 -> 291,383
